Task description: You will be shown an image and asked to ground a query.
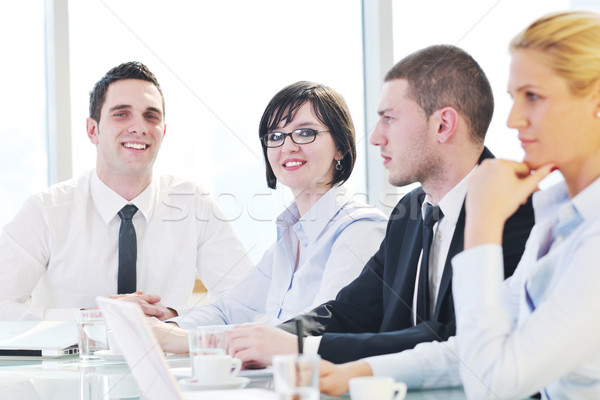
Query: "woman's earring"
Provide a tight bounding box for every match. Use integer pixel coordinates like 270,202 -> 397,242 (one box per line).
335,159 -> 342,171
596,111 -> 600,118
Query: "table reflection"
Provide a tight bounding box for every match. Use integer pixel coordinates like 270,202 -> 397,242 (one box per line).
0,357 -> 466,400
0,356 -> 153,400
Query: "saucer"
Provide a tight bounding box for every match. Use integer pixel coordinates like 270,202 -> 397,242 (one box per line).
178,377 -> 250,391
170,367 -> 191,379
239,367 -> 273,379
95,350 -> 126,362
170,367 -> 272,379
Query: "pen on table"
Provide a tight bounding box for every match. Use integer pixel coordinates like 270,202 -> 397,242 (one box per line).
295,318 -> 303,354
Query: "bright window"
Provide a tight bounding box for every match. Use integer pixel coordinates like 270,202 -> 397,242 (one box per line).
0,1 -> 48,229
68,1 -> 365,262
391,0 -> 579,188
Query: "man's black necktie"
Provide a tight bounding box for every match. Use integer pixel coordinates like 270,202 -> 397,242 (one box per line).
417,203 -> 443,322
118,204 -> 138,294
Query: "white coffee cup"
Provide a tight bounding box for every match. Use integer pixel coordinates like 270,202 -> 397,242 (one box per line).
190,354 -> 241,384
349,376 -> 407,400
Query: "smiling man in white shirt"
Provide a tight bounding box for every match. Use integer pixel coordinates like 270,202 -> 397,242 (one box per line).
0,62 -> 252,320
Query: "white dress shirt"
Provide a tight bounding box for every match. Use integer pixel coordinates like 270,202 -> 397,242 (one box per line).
365,177 -> 600,400
171,185 -> 388,329
0,170 -> 253,320
412,169 -> 473,324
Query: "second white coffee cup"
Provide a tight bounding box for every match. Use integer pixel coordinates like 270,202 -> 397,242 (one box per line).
349,376 -> 407,400
191,354 -> 241,384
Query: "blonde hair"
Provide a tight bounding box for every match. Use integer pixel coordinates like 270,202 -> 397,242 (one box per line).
510,10 -> 600,96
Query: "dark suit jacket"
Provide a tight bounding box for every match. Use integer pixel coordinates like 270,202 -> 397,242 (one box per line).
279,147 -> 535,363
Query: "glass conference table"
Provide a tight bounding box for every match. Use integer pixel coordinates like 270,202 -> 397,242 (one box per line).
0,355 -> 467,400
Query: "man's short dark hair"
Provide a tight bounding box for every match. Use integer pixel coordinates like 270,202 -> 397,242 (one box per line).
385,45 -> 494,143
259,81 -> 356,189
89,61 -> 165,122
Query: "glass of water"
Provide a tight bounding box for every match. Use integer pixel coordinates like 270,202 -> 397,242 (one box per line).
188,325 -> 231,356
273,354 -> 320,400
76,309 -> 107,361
188,325 -> 233,379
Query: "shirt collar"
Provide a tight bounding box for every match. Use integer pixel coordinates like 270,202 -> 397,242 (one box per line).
276,185 -> 351,243
534,175 -> 600,223
422,166 -> 476,225
90,170 -> 156,224
571,176 -> 600,221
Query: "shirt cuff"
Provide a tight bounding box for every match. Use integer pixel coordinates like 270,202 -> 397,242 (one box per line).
303,335 -> 322,356
364,351 -> 423,389
167,315 -> 195,330
451,244 -> 504,312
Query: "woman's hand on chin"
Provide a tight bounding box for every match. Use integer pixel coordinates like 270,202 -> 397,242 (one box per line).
464,159 -> 554,249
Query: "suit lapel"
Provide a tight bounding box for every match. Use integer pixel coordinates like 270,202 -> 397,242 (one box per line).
382,189 -> 425,329
433,204 -> 465,320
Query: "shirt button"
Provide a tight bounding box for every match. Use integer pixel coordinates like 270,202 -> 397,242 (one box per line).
554,235 -> 564,244
561,207 -> 574,220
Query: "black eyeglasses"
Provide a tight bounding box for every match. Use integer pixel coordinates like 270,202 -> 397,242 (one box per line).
262,128 -> 329,148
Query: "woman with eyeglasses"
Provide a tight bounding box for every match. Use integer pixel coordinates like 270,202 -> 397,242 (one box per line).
319,11 -> 600,399
151,81 -> 387,355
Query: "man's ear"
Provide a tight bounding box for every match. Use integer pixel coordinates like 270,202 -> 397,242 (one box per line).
86,117 -> 99,144
434,107 -> 459,143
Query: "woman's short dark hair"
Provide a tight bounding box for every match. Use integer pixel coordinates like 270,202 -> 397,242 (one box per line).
259,81 -> 356,189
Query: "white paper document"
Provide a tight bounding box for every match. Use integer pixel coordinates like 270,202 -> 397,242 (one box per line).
96,297 -> 278,400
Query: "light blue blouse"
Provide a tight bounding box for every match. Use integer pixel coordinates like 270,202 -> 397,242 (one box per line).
365,176 -> 600,399
172,185 -> 387,328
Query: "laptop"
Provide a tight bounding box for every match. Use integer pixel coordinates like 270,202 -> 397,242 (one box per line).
0,321 -> 79,358
96,297 -> 276,400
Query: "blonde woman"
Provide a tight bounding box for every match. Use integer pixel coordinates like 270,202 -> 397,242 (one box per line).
320,11 -> 600,399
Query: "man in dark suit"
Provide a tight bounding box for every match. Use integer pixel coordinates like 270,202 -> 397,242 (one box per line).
226,44 -> 534,366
